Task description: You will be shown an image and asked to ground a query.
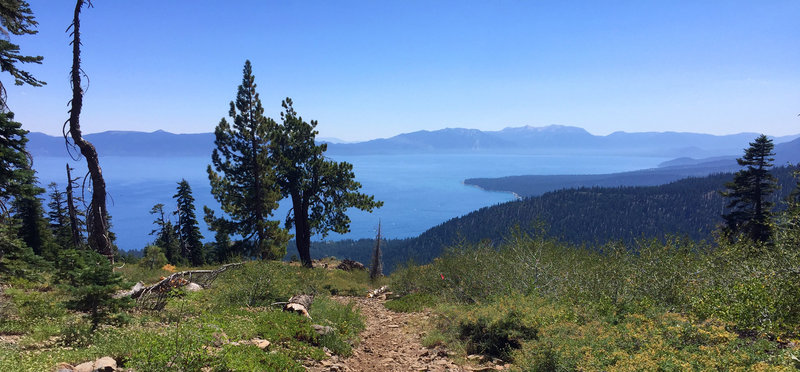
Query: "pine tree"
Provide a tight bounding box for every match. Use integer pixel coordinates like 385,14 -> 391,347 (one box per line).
0,110 -> 54,260
0,110 -> 46,270
149,203 -> 180,265
47,182 -> 73,249
0,0 -> 45,110
11,191 -> 53,259
0,111 -> 32,217
270,98 -> 382,267
174,179 -> 204,266
721,134 -> 778,242
64,250 -> 131,331
206,60 -> 289,260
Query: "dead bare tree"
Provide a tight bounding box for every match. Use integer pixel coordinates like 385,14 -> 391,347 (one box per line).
369,221 -> 383,280
64,0 -> 111,260
65,164 -> 81,248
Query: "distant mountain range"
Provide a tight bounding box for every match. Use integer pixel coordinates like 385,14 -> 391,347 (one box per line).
26,125 -> 800,159
465,137 -> 800,197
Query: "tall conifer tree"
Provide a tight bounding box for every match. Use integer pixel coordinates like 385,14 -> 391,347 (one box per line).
47,182 -> 73,249
174,179 -> 204,266
205,60 -> 288,260
0,111 -> 32,217
721,134 -> 778,242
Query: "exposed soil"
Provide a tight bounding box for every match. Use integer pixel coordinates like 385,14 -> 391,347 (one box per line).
307,296 -> 510,372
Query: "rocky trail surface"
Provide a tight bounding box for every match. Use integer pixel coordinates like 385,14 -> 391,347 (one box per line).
307,295 -> 510,372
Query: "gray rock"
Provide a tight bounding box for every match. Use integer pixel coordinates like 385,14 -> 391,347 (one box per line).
93,356 -> 116,371
185,282 -> 203,292
212,331 -> 228,347
251,338 -> 270,350
73,361 -> 94,372
312,324 -> 335,336
53,363 -> 74,372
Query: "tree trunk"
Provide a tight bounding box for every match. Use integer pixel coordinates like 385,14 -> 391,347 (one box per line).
67,0 -> 112,260
292,192 -> 312,268
65,164 -> 81,249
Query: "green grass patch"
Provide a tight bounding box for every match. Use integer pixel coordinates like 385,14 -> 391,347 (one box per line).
384,292 -> 437,312
0,259 -> 369,371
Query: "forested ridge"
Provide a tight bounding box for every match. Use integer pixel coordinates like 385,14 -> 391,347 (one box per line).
304,166 -> 798,272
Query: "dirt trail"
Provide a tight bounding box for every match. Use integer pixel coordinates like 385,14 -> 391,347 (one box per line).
307,296 -> 466,372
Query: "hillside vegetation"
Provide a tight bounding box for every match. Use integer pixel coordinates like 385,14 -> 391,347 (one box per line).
0,260 -> 377,371
388,228 -> 800,370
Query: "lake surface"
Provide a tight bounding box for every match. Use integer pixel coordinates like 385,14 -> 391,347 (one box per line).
33,153 -> 669,251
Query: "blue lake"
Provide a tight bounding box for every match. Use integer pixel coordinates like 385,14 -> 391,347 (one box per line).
32,153 -> 669,251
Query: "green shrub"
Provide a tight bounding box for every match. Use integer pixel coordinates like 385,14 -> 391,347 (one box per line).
128,325 -> 216,372
320,269 -> 369,296
454,297 -> 540,361
59,317 -> 94,347
384,292 -> 436,312
217,345 -> 305,371
309,297 -> 364,356
209,261 -> 307,308
63,250 -> 132,330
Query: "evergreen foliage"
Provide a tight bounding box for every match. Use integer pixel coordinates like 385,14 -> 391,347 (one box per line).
270,98 -> 382,267
776,166 -> 800,247
0,221 -> 40,279
63,249 -> 131,331
140,245 -> 167,270
721,134 -> 778,242
11,184 -> 54,259
46,182 -> 73,249
0,110 -> 48,274
174,179 -> 204,266
0,111 -> 32,217
205,60 -> 289,260
149,203 -> 180,265
0,0 -> 44,109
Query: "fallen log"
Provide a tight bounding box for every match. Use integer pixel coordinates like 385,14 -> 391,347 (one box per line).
366,285 -> 389,298
131,262 -> 243,310
283,294 -> 314,318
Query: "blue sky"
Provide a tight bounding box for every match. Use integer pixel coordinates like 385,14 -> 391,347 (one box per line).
6,0 -> 799,141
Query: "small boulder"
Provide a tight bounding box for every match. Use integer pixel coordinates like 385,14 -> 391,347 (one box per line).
312,324 -> 335,336
336,259 -> 366,271
53,363 -> 74,372
212,332 -> 229,347
71,356 -> 116,372
184,282 -> 203,292
93,356 -> 117,372
251,338 -> 270,350
73,362 -> 93,372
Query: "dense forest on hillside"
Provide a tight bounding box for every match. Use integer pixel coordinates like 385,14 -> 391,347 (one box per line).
305,166 -> 798,272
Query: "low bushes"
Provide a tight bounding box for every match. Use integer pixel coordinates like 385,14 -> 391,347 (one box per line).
390,232 -> 800,369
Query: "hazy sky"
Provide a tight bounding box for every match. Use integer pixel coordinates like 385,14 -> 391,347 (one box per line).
6,1 -> 799,141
